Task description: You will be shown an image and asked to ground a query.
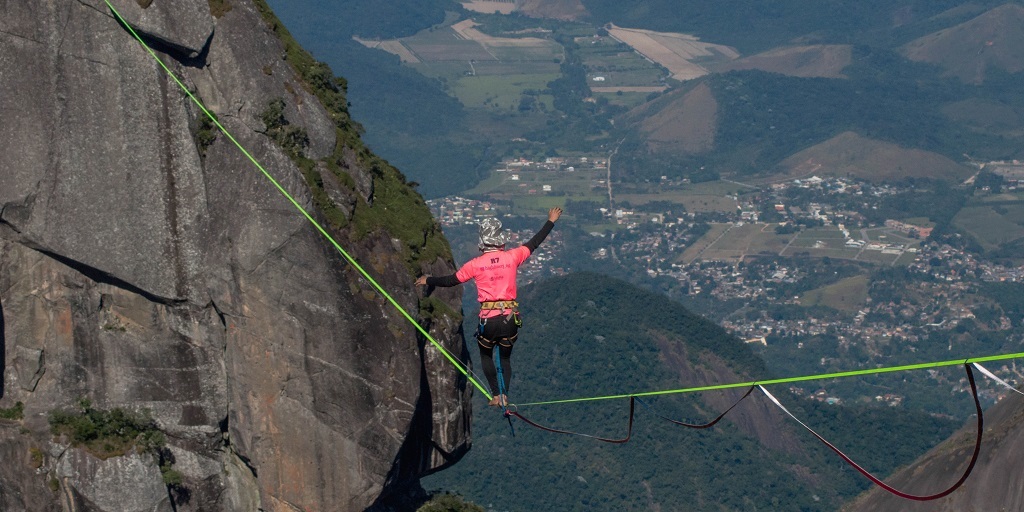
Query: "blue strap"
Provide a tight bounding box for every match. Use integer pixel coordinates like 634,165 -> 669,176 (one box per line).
495,353 -> 515,436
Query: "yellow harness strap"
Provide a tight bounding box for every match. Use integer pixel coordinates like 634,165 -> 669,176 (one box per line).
480,300 -> 519,310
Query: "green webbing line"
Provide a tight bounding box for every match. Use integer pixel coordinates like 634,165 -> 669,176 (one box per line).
518,351 -> 1024,407
103,1 -> 491,398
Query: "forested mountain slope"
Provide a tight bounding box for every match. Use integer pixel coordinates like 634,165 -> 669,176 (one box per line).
423,272 -> 959,511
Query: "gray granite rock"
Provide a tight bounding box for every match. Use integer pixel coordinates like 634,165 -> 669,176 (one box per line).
0,1 -> 469,511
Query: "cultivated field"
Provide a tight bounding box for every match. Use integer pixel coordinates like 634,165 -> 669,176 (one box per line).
953,201 -> 1024,250
798,275 -> 870,312
450,73 -> 559,109
679,223 -> 735,263
617,191 -> 737,213
357,19 -> 564,109
591,86 -> 667,93
679,223 -> 792,263
578,36 -> 668,89
466,165 -> 606,201
450,19 -> 555,50
681,223 -> 922,265
460,0 -> 516,14
616,180 -> 744,213
406,40 -> 496,61
465,166 -> 607,209
606,24 -> 739,81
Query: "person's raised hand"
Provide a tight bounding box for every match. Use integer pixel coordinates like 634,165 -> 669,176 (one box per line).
415,275 -> 429,286
548,207 -> 563,222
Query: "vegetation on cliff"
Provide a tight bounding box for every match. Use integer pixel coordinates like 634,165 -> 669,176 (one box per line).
0,402 -> 24,421
251,0 -> 452,273
417,492 -> 485,512
49,400 -> 164,457
48,399 -> 184,485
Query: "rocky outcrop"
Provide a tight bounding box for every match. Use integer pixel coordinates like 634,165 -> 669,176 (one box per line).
844,385 -> 1024,512
0,1 -> 469,511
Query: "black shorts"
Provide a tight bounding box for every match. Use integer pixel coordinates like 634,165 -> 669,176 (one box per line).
475,313 -> 521,349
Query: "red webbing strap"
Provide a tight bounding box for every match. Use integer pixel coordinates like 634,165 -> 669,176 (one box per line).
507,397 -> 636,444
636,386 -> 755,428
760,363 -> 984,501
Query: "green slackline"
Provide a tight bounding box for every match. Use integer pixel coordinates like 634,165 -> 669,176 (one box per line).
516,351 -> 1024,407
102,0 -> 492,399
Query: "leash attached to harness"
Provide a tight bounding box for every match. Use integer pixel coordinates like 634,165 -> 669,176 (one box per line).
495,355 -> 515,436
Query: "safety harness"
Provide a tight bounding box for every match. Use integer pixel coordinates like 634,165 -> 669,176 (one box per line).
480,300 -> 519,311
476,300 -> 522,349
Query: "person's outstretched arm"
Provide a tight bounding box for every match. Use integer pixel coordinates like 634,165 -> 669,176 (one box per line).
416,273 -> 461,287
523,207 -> 562,253
416,257 -> 480,287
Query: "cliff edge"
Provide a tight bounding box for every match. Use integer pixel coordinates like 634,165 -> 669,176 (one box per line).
0,1 -> 469,510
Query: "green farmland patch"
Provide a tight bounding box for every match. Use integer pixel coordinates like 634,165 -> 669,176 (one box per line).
679,223 -> 792,263
486,43 -> 564,62
852,250 -> 903,264
798,275 -> 869,312
472,61 -> 561,75
706,223 -> 790,258
507,195 -> 568,215
588,68 -> 666,88
452,73 -> 560,109
406,39 -> 496,61
777,226 -> 915,265
679,223 -> 733,263
617,191 -> 737,213
594,90 -> 657,108
578,37 -> 666,84
466,165 -> 607,217
953,203 -> 1024,250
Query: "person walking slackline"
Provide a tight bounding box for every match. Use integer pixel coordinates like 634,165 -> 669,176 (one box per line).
416,207 -> 562,407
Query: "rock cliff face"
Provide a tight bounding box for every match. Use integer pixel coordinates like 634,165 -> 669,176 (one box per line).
845,385 -> 1024,512
0,1 -> 470,511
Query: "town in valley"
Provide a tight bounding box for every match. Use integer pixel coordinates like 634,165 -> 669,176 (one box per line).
429,155 -> 1024,415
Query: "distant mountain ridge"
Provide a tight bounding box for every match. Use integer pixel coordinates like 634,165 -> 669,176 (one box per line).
780,132 -> 973,183
903,3 -> 1024,84
270,0 -> 1024,193
713,44 -> 853,79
